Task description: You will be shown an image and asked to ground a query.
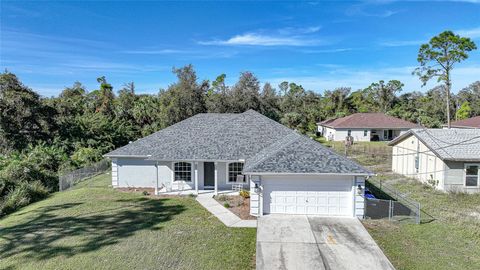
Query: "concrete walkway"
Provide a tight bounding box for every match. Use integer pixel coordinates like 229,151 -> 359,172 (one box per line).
196,193 -> 257,228
256,215 -> 395,270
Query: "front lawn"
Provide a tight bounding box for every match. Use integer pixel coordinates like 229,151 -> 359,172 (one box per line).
364,176 -> 480,270
0,173 -> 256,270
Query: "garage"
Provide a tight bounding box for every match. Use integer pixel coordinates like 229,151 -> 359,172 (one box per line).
262,175 -> 354,216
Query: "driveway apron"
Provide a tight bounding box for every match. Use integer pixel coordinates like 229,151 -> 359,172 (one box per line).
256,215 -> 395,270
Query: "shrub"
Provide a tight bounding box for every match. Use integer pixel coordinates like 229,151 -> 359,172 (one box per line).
217,195 -> 228,201
223,202 -> 230,208
0,180 -> 49,216
142,190 -> 149,196
239,190 -> 250,199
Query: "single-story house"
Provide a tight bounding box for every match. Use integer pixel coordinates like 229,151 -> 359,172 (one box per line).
389,129 -> 480,193
444,115 -> 480,129
105,110 -> 372,217
317,113 -> 417,142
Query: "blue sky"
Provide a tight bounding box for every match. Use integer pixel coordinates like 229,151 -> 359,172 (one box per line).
1,1 -> 479,96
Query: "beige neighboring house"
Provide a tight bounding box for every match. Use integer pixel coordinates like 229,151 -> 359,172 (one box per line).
389,129 -> 480,193
317,113 -> 417,142
444,115 -> 480,129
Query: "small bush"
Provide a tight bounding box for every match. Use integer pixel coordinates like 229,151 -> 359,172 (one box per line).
239,190 -> 250,199
0,181 -> 49,216
223,202 -> 230,208
217,195 -> 228,201
142,190 -> 149,196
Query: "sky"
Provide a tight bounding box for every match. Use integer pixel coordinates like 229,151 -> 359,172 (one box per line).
1,1 -> 479,97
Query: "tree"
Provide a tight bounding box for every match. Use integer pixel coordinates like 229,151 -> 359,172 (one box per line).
0,71 -> 56,151
455,101 -> 472,120
457,81 -> 480,116
367,80 -> 403,112
260,83 -> 280,120
414,30 -> 477,128
95,76 -> 115,116
230,72 -> 261,112
206,74 -> 230,113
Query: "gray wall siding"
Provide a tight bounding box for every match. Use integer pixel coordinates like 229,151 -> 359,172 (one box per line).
444,161 -> 480,193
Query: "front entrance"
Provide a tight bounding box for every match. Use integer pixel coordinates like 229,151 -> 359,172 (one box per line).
204,162 -> 215,187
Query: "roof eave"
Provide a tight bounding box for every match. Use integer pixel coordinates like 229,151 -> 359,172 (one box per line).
243,172 -> 374,176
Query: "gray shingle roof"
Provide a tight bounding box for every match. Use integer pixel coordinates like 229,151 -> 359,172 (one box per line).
389,128 -> 480,161
244,134 -> 372,174
105,110 -> 371,174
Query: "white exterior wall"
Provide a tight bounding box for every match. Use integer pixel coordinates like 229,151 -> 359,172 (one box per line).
111,158 -> 118,187
391,136 -> 445,189
319,125 -> 410,142
114,158 -> 249,190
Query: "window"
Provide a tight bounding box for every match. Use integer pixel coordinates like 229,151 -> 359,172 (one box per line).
228,162 -> 244,182
465,165 -> 479,187
347,130 -> 352,136
383,130 -> 388,139
174,162 -> 192,182
364,130 -> 368,137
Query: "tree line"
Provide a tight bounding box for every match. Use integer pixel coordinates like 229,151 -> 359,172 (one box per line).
0,30 -> 477,216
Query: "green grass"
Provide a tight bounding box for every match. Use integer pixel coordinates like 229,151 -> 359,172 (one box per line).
0,173 -> 256,270
362,168 -> 480,269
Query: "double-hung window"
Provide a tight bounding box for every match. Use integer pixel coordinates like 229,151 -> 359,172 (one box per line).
174,162 -> 192,182
465,164 -> 479,187
228,162 -> 244,183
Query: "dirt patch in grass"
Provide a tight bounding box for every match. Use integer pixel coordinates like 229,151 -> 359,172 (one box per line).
215,195 -> 256,220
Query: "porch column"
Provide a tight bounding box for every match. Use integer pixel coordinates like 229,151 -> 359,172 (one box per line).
194,162 -> 199,194
214,162 -> 218,196
155,161 -> 159,195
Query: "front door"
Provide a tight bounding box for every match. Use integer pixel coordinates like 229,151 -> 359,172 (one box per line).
204,162 -> 215,187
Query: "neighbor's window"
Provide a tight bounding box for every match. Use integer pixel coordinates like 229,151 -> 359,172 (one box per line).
228,162 -> 244,182
364,130 -> 368,136
347,130 -> 352,136
174,162 -> 192,182
465,165 -> 479,187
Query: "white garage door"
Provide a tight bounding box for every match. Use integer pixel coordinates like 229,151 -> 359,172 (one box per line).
263,176 -> 353,216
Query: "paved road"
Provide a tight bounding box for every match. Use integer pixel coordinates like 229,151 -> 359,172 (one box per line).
256,215 -> 395,270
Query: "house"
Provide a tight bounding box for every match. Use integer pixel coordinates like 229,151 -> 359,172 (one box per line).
389,129 -> 480,193
444,115 -> 480,129
317,113 -> 417,142
105,110 -> 372,217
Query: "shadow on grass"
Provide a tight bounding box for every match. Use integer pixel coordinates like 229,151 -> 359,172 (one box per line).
0,198 -> 185,261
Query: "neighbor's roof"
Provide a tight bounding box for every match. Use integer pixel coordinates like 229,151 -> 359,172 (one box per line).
388,128 -> 480,162
448,116 -> 480,129
318,113 -> 417,129
105,110 -> 371,175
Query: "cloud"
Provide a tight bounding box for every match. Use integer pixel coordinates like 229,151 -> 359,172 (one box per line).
120,49 -> 189,55
379,40 -> 424,47
300,48 -> 355,53
198,33 -> 322,46
456,26 -> 480,39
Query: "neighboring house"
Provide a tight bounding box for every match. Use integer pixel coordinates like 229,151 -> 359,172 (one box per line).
105,110 -> 372,218
317,113 -> 417,142
444,115 -> 480,129
389,129 -> 480,193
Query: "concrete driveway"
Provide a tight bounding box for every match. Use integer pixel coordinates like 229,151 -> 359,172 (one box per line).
256,215 -> 395,270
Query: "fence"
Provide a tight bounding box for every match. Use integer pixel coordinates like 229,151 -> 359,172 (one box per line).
365,178 -> 421,224
59,159 -> 111,191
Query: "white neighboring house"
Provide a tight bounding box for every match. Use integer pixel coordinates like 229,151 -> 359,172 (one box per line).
389,129 -> 480,193
105,110 -> 373,218
317,113 -> 417,142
